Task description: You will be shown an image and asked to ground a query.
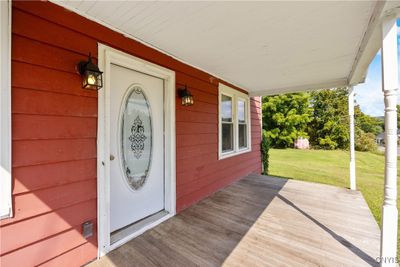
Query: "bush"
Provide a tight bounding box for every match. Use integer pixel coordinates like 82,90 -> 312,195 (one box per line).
355,129 -> 378,152
261,130 -> 272,175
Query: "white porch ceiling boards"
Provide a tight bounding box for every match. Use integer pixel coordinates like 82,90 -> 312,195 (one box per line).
53,1 -> 399,96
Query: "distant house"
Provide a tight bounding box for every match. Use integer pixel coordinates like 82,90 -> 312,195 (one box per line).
294,137 -> 310,149
376,130 -> 400,146
376,132 -> 385,145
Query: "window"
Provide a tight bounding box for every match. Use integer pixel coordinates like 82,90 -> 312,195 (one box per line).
219,84 -> 251,159
221,94 -> 233,152
237,99 -> 247,149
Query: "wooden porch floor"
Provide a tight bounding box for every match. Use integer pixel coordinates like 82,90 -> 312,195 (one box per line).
89,174 -> 380,267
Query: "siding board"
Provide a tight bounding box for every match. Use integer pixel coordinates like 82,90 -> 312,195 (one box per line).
176,133 -> 217,147
13,114 -> 97,140
12,62 -> 97,98
176,158 -> 261,198
12,34 -> 85,74
176,110 -> 217,123
177,151 -> 261,186
12,88 -> 97,117
1,180 -> 97,225
39,242 -> 98,267
176,144 -> 217,160
12,9 -> 97,57
1,199 -> 96,254
176,122 -> 218,135
12,139 -> 96,167
0,227 -> 97,267
13,159 -> 97,195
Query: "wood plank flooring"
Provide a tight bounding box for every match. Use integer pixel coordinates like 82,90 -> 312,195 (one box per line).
88,174 -> 380,267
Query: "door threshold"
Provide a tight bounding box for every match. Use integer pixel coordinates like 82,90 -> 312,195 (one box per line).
110,210 -> 170,249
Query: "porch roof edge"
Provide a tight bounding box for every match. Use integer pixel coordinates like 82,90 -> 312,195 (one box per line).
348,1 -> 399,86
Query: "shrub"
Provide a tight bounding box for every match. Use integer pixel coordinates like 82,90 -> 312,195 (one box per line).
261,130 -> 272,175
355,129 -> 378,152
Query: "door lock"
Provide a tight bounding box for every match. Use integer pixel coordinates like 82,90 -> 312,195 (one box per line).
110,154 -> 115,161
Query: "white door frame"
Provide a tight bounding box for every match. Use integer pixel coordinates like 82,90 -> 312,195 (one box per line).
97,44 -> 176,257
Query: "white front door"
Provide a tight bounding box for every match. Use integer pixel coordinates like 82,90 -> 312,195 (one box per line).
109,63 -> 164,233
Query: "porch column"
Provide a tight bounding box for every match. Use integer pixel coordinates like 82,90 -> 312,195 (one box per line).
348,86 -> 356,190
380,15 -> 398,267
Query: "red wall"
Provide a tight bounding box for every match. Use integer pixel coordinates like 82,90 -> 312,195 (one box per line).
0,1 -> 262,266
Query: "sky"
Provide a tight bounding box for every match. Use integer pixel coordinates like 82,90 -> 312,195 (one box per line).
354,19 -> 400,117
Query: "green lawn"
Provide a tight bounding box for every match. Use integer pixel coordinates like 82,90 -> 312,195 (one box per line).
269,148 -> 400,257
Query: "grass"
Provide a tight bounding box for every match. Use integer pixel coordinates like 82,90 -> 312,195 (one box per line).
269,148 -> 400,258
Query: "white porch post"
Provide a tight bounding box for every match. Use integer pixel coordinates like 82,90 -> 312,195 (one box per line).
348,86 -> 356,190
380,15 -> 398,267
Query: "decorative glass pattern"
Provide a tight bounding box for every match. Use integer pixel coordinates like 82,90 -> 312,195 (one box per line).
121,86 -> 152,190
129,115 -> 147,159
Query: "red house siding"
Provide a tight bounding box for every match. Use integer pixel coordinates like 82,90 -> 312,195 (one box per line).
0,1 -> 262,266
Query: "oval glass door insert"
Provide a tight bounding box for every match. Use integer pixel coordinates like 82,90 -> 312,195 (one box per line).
121,85 -> 152,190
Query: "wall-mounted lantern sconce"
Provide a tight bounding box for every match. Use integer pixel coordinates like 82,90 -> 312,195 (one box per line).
77,53 -> 103,90
178,85 -> 194,106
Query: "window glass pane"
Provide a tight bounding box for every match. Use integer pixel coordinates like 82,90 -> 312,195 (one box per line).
239,124 -> 247,148
122,86 -> 152,190
238,100 -> 246,123
221,95 -> 232,122
222,123 -> 233,152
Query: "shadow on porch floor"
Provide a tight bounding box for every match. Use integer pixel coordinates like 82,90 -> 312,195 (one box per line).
89,174 -> 380,267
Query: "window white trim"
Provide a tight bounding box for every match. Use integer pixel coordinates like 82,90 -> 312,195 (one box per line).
218,83 -> 251,160
0,0 -> 12,219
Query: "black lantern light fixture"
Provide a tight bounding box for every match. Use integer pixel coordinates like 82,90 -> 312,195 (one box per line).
77,53 -> 103,90
178,85 -> 194,106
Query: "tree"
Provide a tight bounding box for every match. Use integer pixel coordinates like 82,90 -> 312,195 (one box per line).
308,88 -> 349,150
354,106 -> 383,135
262,88 -> 383,152
262,93 -> 312,148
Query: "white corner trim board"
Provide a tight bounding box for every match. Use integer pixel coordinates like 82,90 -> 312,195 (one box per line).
0,0 -> 12,220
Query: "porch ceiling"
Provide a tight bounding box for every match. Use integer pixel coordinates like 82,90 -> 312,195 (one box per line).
53,1 -> 399,96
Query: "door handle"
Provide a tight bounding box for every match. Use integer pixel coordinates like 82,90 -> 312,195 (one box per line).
110,154 -> 115,161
